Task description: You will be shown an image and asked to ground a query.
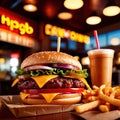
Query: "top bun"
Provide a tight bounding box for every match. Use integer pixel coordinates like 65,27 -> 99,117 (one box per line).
21,51 -> 82,69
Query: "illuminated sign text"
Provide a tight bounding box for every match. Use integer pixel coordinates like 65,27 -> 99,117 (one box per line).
45,24 -> 90,43
1,15 -> 34,35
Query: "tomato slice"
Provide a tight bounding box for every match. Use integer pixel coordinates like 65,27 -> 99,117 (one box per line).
23,88 -> 84,94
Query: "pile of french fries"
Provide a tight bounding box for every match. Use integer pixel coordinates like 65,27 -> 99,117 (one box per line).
75,84 -> 120,113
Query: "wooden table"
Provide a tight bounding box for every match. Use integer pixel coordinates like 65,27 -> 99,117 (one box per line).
0,103 -> 84,120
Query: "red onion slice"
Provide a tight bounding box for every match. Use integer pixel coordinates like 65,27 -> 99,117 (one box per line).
24,65 -> 53,71
52,63 -> 79,70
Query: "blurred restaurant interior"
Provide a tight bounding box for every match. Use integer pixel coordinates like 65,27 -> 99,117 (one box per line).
0,0 -> 120,95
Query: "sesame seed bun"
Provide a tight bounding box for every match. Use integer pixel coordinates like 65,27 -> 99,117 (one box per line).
21,51 -> 82,70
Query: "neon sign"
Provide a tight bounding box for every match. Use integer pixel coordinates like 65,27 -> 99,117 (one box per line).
45,24 -> 90,44
0,29 -> 35,48
1,14 -> 34,35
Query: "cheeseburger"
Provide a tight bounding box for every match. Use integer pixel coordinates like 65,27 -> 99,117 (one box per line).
12,51 -> 90,104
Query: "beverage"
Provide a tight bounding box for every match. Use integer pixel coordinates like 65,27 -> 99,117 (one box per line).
88,49 -> 114,87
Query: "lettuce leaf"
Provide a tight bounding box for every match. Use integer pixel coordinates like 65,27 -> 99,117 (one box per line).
16,68 -> 88,78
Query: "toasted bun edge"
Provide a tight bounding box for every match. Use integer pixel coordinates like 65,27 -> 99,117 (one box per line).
21,93 -> 82,105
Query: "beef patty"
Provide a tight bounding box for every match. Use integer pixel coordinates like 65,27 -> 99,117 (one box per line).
17,77 -> 85,90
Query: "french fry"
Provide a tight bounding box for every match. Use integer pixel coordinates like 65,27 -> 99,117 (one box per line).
76,84 -> 120,114
90,90 -> 98,96
87,96 -> 98,102
110,90 -> 116,98
99,104 -> 110,112
113,86 -> 120,90
100,84 -> 106,89
99,85 -> 120,107
99,92 -> 120,107
93,85 -> 99,90
75,100 -> 100,113
104,86 -> 111,96
114,89 -> 120,98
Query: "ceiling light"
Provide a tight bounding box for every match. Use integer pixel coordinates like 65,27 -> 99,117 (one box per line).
86,16 -> 101,25
64,0 -> 84,10
103,6 -> 120,16
23,4 -> 37,12
81,57 -> 90,65
110,38 -> 120,45
58,12 -> 72,20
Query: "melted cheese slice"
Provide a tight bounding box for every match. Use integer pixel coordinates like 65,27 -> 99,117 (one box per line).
11,78 -> 19,87
20,92 -> 59,103
41,93 -> 59,103
12,75 -> 58,88
80,78 -> 91,90
20,92 -> 29,100
31,75 -> 58,88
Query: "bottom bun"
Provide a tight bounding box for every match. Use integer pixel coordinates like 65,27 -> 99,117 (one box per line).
21,93 -> 82,105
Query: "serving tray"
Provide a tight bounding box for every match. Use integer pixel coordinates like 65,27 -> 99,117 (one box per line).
0,95 -> 79,118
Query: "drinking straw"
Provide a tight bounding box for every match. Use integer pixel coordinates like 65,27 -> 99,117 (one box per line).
93,30 -> 100,49
57,37 -> 61,52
